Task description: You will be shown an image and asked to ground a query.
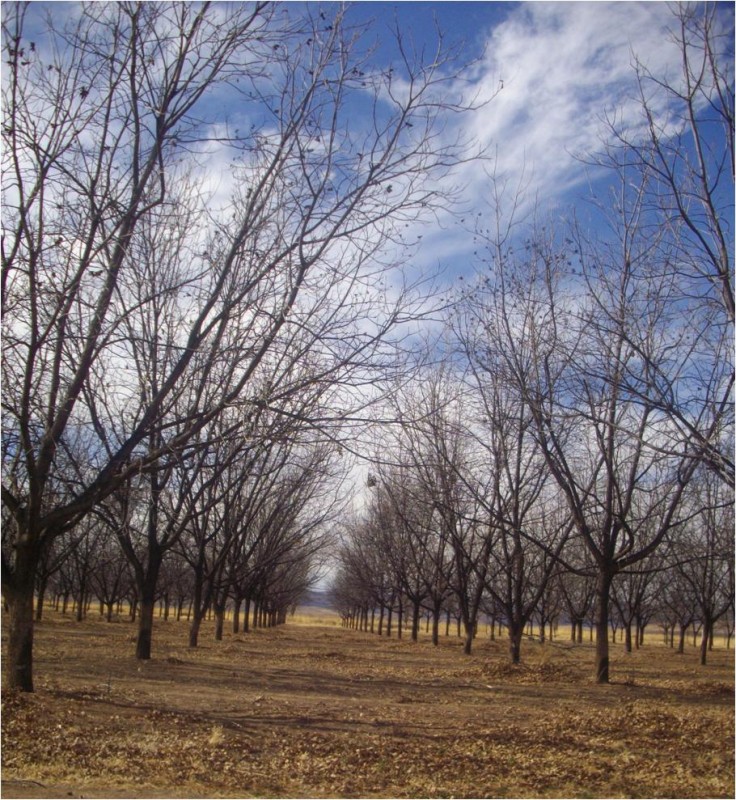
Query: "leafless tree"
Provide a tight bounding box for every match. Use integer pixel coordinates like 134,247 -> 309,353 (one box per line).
590,2 -> 734,487
670,469 -> 734,665
2,2 -> 479,690
460,177 -> 703,682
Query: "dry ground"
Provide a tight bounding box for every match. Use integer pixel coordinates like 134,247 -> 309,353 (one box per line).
1,609 -> 733,799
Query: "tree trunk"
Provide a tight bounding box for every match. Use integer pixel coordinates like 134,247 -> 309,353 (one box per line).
34,576 -> 48,622
243,596 -> 251,633
189,609 -> 204,648
135,557 -> 163,660
700,617 -> 712,666
624,622 -> 633,653
463,620 -> 474,655
232,596 -> 241,634
214,605 -> 225,641
508,622 -> 522,664
431,603 -> 440,646
678,623 -> 687,654
411,598 -> 420,642
594,569 -> 614,684
76,585 -> 86,622
3,563 -> 38,691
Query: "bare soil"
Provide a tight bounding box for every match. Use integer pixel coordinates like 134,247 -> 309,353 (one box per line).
2,611 -> 734,799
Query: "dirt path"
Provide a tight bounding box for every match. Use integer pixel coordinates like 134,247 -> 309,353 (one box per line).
2,615 -> 734,798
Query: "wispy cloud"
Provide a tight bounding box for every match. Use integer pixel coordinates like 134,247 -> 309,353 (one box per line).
401,1 -> 698,273
465,2 -> 684,200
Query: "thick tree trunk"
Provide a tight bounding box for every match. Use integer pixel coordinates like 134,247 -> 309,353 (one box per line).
594,569 -> 613,684
189,609 -> 203,648
4,582 -> 36,691
214,605 -> 225,641
136,558 -> 162,660
508,622 -> 523,664
136,595 -> 156,660
4,537 -> 43,691
462,613 -> 476,655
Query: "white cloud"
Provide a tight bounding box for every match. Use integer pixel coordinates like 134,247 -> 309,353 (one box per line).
396,1 -> 702,277
456,2 -> 688,215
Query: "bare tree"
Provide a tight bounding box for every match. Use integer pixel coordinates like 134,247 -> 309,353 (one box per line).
591,2 -> 734,487
670,469 -> 734,665
460,183 -> 701,682
454,301 -> 573,662
2,2 -> 478,690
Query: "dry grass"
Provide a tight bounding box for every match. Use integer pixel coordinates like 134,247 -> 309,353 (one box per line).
1,609 -> 733,799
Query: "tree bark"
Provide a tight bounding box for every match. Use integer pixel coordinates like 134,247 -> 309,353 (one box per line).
3,537 -> 43,691
431,604 -> 440,646
135,557 -> 162,660
508,622 -> 522,664
34,576 -> 48,622
411,598 -> 420,642
4,583 -> 36,691
214,605 -> 225,641
700,617 -> 712,666
595,569 -> 614,684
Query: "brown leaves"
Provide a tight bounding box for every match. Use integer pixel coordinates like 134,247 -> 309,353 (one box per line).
1,616 -> 734,799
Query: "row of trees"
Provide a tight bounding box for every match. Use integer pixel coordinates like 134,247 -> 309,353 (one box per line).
2,2 -> 732,693
332,2 -> 734,683
331,449 -> 733,668
1,2 -> 479,691
32,418 -> 340,646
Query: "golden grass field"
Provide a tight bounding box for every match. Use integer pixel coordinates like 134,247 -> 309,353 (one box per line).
1,606 -> 734,799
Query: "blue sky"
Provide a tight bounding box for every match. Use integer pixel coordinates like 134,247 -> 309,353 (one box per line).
20,1 -> 733,278
333,1 -> 734,273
